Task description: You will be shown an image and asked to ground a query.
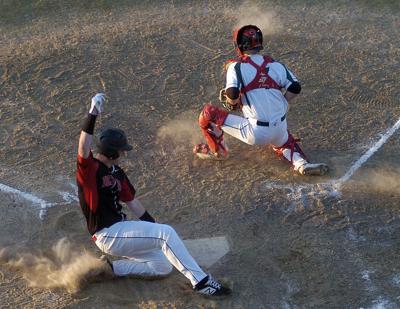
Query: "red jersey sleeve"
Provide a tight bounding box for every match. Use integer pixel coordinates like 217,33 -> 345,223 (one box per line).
120,173 -> 136,202
77,151 -> 98,189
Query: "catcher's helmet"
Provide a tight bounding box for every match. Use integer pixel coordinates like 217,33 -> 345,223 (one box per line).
234,25 -> 263,55
96,128 -> 132,160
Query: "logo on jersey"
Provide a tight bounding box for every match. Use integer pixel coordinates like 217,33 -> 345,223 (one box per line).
102,175 -> 121,191
258,73 -> 267,84
257,67 -> 275,89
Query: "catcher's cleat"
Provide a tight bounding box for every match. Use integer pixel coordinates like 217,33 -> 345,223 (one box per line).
194,275 -> 231,297
193,143 -> 228,160
298,163 -> 329,176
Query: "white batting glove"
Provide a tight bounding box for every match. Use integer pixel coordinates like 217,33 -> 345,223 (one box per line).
89,93 -> 106,115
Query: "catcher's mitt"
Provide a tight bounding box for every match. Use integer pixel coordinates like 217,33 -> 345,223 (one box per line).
219,88 -> 240,111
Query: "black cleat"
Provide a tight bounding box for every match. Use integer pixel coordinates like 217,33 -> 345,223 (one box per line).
194,275 -> 231,296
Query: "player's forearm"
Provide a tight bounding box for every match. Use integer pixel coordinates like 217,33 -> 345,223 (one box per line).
127,199 -> 146,217
284,91 -> 298,102
78,132 -> 92,159
78,114 -> 97,159
127,199 -> 155,222
78,93 -> 105,159
285,82 -> 301,102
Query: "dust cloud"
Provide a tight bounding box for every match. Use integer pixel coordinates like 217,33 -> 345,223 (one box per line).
156,110 -> 202,147
361,167 -> 400,194
225,1 -> 282,36
0,238 -> 109,293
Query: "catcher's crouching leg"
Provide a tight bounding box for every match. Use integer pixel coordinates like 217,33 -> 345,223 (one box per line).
273,132 -> 329,176
193,104 -> 229,160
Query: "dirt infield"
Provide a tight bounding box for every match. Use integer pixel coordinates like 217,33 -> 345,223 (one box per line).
1,1 -> 400,308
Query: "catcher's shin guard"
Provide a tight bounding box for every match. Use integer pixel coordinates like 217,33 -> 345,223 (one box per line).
273,133 -> 329,175
273,132 -> 308,166
198,104 -> 229,156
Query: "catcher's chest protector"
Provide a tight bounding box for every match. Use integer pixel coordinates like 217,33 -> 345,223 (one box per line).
238,55 -> 281,94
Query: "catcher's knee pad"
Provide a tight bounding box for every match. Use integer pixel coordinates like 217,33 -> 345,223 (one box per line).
273,132 -> 307,163
198,103 -> 229,129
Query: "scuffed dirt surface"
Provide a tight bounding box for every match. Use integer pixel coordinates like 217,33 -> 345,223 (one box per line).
1,1 -> 400,308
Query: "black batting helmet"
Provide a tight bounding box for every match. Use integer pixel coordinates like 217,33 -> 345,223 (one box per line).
96,128 -> 132,160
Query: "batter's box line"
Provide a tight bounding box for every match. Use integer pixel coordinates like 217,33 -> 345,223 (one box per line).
262,115 -> 400,203
0,183 -> 54,220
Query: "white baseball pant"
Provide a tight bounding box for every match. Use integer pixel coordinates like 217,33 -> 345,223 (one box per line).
93,221 -> 207,286
221,114 -> 307,170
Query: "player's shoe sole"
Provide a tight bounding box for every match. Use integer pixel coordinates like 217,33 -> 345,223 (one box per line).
193,143 -> 228,160
195,152 -> 228,160
299,163 -> 329,176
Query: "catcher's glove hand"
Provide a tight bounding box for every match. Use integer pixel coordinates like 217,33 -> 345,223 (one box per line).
219,88 -> 241,111
222,101 -> 236,111
219,88 -> 227,103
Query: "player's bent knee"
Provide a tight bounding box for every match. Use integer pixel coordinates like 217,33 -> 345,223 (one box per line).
241,135 -> 257,146
158,223 -> 178,239
199,103 -> 229,128
245,138 -> 257,146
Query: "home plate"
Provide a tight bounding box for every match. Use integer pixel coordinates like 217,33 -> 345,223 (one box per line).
183,236 -> 230,268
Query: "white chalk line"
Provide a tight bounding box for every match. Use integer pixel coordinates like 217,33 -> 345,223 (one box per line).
0,183 -> 54,220
59,191 -> 79,203
335,116 -> 400,190
347,228 -> 398,309
263,115 -> 400,202
0,182 -> 78,219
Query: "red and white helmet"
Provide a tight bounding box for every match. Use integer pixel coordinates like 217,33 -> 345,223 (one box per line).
233,25 -> 263,56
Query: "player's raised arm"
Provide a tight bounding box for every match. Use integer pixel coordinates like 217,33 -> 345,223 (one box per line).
78,93 -> 106,159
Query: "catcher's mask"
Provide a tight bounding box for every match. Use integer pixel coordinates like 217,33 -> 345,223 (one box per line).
96,128 -> 132,160
233,25 -> 263,56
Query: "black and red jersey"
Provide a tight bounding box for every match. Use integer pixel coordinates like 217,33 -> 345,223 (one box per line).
76,151 -> 136,235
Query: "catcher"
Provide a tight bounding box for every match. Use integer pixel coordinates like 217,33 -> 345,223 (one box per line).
194,25 -> 329,176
